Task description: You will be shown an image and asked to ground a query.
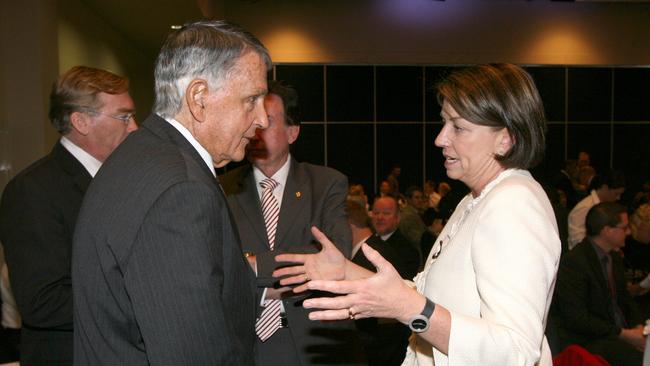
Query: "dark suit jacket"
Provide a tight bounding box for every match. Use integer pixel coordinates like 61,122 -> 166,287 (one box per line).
0,142 -> 91,365
72,114 -> 257,365
383,229 -> 420,280
551,238 -> 643,349
221,160 -> 364,365
351,234 -> 399,273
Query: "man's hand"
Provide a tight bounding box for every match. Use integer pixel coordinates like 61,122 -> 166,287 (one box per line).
273,226 -> 347,292
619,326 -> 647,352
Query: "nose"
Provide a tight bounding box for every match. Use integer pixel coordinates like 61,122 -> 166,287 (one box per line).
434,124 -> 449,148
255,102 -> 269,130
126,118 -> 138,133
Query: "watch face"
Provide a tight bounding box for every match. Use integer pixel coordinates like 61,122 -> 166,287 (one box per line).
411,317 -> 427,330
409,314 -> 430,333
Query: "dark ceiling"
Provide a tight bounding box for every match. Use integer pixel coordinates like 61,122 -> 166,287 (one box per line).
80,0 -> 224,56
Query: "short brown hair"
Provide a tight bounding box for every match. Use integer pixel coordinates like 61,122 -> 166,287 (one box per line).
346,200 -> 370,229
268,80 -> 301,126
49,66 -> 129,134
437,63 -> 546,169
586,202 -> 627,237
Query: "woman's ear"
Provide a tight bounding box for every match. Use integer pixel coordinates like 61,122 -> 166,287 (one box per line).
69,111 -> 91,136
186,79 -> 209,122
496,129 -> 514,156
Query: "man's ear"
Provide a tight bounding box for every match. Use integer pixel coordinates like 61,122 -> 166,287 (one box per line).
186,79 -> 209,122
69,111 -> 91,136
286,125 -> 300,145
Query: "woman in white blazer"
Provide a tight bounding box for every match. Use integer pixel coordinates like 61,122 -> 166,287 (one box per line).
276,64 -> 561,366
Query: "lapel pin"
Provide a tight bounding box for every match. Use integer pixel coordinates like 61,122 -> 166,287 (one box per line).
295,191 -> 302,199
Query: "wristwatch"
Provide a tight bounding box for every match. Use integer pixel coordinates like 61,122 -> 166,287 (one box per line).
408,297 -> 435,333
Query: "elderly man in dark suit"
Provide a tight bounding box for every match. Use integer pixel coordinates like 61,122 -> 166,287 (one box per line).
221,81 -> 364,365
72,21 -> 270,365
0,66 -> 136,365
552,202 -> 646,366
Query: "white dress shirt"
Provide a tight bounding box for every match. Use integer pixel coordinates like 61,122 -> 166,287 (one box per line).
165,118 -> 215,177
60,136 -> 102,177
567,190 -> 601,250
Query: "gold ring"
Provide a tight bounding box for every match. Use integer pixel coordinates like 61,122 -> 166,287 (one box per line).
348,308 -> 355,320
304,274 -> 310,282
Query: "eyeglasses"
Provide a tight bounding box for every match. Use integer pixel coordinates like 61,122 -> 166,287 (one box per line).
76,106 -> 136,124
89,111 -> 136,124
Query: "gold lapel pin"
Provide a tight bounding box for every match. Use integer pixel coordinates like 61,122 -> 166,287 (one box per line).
295,191 -> 302,199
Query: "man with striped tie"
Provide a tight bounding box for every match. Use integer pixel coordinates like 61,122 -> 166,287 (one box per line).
221,81 -> 365,365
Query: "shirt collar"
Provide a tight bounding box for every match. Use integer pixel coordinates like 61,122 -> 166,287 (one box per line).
380,230 -> 396,241
252,154 -> 291,188
59,136 -> 102,177
165,118 -> 215,177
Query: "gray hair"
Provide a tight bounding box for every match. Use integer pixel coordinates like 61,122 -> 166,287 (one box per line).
153,20 -> 271,118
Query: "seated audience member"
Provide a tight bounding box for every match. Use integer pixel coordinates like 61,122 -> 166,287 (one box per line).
623,204 -> 650,302
378,180 -> 392,198
568,169 -> 626,249
624,203 -> 650,272
544,185 -> 570,256
631,180 -> 650,213
371,196 -> 420,281
386,165 -> 401,198
399,186 -> 429,248
423,180 -> 441,210
553,159 -> 579,210
552,202 -> 645,366
347,200 -> 410,365
348,183 -> 370,213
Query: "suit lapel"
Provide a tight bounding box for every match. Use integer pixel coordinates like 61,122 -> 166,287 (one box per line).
584,242 -> 611,299
53,142 -> 92,193
236,168 -> 269,249
276,159 -> 308,250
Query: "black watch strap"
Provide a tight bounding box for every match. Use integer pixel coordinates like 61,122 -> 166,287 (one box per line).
408,297 -> 435,333
421,297 -> 435,319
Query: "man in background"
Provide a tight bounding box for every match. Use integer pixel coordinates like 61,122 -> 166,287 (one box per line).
221,80 -> 364,365
0,66 -> 136,365
552,202 -> 645,366
72,21 -> 269,365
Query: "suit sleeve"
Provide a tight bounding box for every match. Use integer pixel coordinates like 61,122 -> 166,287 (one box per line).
124,182 -> 239,365
0,178 -> 73,330
256,170 -> 352,281
447,183 -> 560,366
315,172 -> 352,258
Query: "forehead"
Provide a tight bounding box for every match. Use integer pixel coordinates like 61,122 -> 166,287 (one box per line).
373,199 -> 397,211
264,94 -> 284,115
220,51 -> 267,92
96,91 -> 134,110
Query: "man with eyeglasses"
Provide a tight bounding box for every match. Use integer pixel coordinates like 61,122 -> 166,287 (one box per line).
0,65 -> 136,365
550,202 -> 646,366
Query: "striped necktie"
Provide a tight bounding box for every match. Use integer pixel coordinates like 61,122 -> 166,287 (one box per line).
255,178 -> 283,341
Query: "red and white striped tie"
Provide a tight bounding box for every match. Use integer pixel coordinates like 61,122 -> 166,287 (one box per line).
255,178 -> 283,342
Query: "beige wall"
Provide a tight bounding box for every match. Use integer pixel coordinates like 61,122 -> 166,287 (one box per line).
0,0 -> 153,189
225,0 -> 650,65
0,0 -> 58,191
57,0 -> 154,116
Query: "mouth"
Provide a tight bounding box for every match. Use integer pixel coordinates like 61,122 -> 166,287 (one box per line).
443,153 -> 458,164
